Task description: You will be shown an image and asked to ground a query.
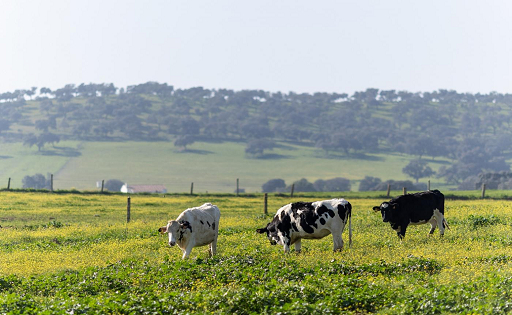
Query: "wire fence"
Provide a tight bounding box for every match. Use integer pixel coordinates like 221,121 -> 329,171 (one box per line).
3,175 -> 269,194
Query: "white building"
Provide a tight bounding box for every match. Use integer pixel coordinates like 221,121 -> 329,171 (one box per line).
120,184 -> 167,194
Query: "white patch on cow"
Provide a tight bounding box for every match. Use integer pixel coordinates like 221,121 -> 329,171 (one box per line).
276,230 -> 286,246
381,203 -> 388,209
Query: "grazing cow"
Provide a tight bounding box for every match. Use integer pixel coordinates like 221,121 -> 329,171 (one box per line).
256,199 -> 352,253
158,203 -> 220,259
372,190 -> 448,239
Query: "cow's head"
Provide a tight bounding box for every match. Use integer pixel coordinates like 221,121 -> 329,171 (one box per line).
158,220 -> 192,246
256,223 -> 280,246
372,202 -> 397,223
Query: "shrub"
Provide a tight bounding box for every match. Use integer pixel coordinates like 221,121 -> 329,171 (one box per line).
262,179 -> 286,193
104,179 -> 124,192
313,177 -> 351,192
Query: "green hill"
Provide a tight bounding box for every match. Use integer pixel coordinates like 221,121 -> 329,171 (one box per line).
1,83 -> 511,192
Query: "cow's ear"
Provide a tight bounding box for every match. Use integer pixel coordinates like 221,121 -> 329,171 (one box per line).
256,227 -> 268,234
372,206 -> 380,212
158,226 -> 167,234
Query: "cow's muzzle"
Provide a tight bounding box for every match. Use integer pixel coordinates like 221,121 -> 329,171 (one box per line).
270,240 -> 277,245
169,241 -> 176,246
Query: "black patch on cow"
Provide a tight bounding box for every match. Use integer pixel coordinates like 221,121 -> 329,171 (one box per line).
319,218 -> 326,225
276,214 -> 292,240
316,205 -> 335,218
200,220 -> 204,225
337,202 -> 351,223
212,222 -> 216,230
207,221 -> 211,228
291,222 -> 299,232
300,211 -> 317,234
178,230 -> 185,241
290,202 -> 315,220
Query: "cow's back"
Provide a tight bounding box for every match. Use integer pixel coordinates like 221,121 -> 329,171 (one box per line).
180,203 -> 220,224
393,190 -> 444,222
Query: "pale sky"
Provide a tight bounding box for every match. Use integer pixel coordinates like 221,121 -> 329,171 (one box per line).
1,0 -> 511,95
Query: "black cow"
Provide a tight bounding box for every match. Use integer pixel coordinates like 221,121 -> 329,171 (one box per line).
372,190 -> 448,239
256,198 -> 352,253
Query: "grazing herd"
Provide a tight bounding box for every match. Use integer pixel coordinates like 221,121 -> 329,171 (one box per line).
159,190 -> 447,259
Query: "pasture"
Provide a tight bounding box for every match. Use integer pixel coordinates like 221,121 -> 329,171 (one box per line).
0,140 -> 452,192
0,192 -> 511,314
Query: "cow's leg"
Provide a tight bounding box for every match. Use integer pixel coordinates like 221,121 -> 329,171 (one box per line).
332,230 -> 344,252
428,217 -> 437,236
209,235 -> 218,257
294,239 -> 302,253
398,225 -> 407,240
182,243 -> 194,259
434,209 -> 446,236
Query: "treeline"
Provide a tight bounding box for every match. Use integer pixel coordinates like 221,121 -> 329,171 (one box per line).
1,82 -> 512,186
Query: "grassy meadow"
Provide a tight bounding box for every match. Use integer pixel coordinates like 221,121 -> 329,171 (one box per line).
1,140 -> 452,193
0,191 -> 511,313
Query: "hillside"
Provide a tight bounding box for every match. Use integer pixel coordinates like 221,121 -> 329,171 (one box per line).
1,83 -> 511,192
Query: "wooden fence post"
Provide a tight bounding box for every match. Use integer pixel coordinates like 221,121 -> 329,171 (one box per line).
127,197 -> 131,223
236,178 -> 239,196
50,174 -> 53,192
101,180 -> 104,193
386,183 -> 391,197
264,193 -> 268,215
190,182 -> 194,195
403,187 -> 407,195
7,178 -> 11,190
428,180 -> 431,191
481,184 -> 486,199
291,184 -> 295,198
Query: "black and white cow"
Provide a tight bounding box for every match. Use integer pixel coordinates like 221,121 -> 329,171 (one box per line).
257,199 -> 352,253
372,190 -> 448,239
158,203 -> 220,259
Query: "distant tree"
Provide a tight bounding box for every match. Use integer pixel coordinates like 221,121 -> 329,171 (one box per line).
359,176 -> 382,191
0,119 -> 11,134
39,99 -> 54,114
262,179 -> 286,193
40,133 -> 60,147
23,133 -> 60,151
104,179 -> 124,192
93,121 -> 115,138
22,173 -> 50,189
288,178 -> 316,192
240,122 -> 273,139
402,159 -> 435,183
35,119 -> 51,132
23,134 -> 44,151
372,180 -> 418,191
72,121 -> 92,138
245,139 -> 275,157
176,116 -> 200,136
39,87 -> 52,95
174,135 -> 195,151
314,178 -> 351,192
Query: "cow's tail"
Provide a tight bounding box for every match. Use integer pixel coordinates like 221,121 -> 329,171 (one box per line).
348,203 -> 352,248
443,218 -> 450,230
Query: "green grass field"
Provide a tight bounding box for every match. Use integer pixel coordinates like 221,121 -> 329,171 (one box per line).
0,192 -> 511,313
1,140 -> 452,193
